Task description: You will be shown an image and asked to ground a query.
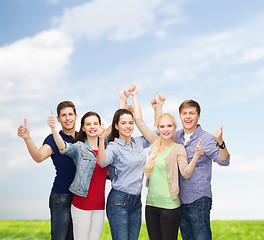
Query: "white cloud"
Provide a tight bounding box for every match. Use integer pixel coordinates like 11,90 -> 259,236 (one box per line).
54,0 -> 188,41
0,29 -> 74,102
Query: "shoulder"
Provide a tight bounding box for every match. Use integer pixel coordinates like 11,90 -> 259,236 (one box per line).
172,143 -> 186,154
43,133 -> 55,145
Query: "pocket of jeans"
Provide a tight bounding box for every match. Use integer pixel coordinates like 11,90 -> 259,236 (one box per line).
111,197 -> 127,208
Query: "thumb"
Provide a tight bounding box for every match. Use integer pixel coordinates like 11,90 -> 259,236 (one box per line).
24,118 -> 28,127
101,122 -> 105,129
197,139 -> 202,146
220,125 -> 223,131
51,109 -> 54,116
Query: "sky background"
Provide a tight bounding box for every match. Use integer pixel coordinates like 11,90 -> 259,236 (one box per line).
0,0 -> 263,220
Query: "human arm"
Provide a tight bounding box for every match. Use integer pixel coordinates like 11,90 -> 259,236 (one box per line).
129,83 -> 159,144
97,123 -> 107,164
151,94 -> 165,127
17,118 -> 53,163
47,110 -> 66,151
179,140 -> 204,178
117,88 -> 130,109
214,126 -> 229,162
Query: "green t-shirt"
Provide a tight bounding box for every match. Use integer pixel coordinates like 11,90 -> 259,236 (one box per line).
146,144 -> 180,209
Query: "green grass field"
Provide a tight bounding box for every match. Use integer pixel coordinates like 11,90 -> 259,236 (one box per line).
0,220 -> 263,239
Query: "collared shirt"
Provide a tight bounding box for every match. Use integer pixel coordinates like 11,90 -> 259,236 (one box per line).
43,131 -> 76,194
173,124 -> 230,204
100,137 -> 150,195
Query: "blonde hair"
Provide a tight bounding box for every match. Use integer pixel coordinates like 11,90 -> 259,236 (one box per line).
144,113 -> 177,178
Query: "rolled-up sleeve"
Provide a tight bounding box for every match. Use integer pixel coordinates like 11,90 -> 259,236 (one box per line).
204,135 -> 230,166
60,142 -> 79,165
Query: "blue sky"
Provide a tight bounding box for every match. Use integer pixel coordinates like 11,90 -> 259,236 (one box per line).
0,0 -> 263,220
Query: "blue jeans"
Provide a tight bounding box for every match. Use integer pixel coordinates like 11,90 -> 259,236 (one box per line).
106,189 -> 142,240
180,196 -> 212,240
49,191 -> 74,240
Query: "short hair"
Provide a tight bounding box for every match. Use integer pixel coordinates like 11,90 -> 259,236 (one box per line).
179,100 -> 201,115
57,101 -> 76,117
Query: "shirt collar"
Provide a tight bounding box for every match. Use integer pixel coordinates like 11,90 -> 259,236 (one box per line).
59,130 -> 76,140
114,137 -> 136,146
179,124 -> 202,139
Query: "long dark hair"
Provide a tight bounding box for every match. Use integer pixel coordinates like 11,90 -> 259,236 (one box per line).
74,111 -> 101,143
109,109 -> 134,142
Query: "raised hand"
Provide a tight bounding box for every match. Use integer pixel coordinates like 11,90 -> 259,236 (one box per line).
128,83 -> 138,96
17,118 -> 30,139
157,94 -> 166,107
214,126 -> 223,144
151,94 -> 166,110
47,110 -> 56,129
97,123 -> 106,139
117,88 -> 130,101
195,139 -> 204,156
126,105 -> 134,114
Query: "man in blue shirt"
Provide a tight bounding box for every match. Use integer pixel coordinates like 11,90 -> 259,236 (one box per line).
17,101 -> 77,240
152,97 -> 230,240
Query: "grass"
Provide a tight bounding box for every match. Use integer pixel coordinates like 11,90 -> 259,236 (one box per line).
0,220 -> 263,239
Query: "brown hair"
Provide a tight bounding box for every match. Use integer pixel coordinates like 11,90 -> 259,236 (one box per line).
57,101 -> 76,117
179,100 -> 201,115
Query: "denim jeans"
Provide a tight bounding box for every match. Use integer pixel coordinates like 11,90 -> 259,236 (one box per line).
49,191 -> 74,240
106,188 -> 142,240
180,196 -> 212,240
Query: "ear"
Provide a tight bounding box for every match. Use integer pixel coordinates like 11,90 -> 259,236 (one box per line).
115,123 -> 119,131
57,116 -> 60,123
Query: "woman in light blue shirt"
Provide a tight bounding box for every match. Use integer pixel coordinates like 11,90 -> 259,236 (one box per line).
98,101 -> 150,240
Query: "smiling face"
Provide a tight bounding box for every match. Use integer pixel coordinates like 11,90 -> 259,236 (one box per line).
180,106 -> 200,134
82,115 -> 100,138
57,107 -> 77,131
115,113 -> 134,141
157,116 -> 177,140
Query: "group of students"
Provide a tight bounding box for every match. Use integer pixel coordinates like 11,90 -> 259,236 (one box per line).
17,83 -> 230,240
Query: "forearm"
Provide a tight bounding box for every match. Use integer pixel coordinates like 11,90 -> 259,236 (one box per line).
51,128 -> 65,150
24,138 -> 51,163
181,153 -> 199,178
97,138 -> 106,164
132,93 -> 142,121
119,98 -> 127,109
154,106 -> 162,127
24,137 -> 42,163
219,147 -> 229,161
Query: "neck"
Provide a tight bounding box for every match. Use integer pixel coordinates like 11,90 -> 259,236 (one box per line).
161,138 -> 175,147
183,125 -> 198,134
119,135 -> 132,143
87,136 -> 99,150
62,128 -> 75,138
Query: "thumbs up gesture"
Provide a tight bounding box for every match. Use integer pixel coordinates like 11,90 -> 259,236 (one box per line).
195,139 -> 204,156
97,122 -> 106,139
17,118 -> 30,139
214,126 -> 223,144
47,110 -> 56,129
